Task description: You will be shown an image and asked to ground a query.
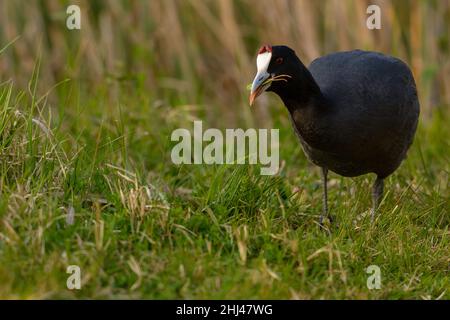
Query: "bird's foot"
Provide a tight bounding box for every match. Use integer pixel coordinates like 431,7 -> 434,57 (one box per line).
319,214 -> 334,231
370,208 -> 375,223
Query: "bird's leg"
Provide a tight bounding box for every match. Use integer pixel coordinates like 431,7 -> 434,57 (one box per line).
320,167 -> 329,224
371,177 -> 384,221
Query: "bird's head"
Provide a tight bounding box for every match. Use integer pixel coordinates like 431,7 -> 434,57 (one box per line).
249,45 -> 301,106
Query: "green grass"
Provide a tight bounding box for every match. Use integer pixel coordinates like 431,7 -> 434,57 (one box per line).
1,0 -> 448,300
0,70 -> 448,300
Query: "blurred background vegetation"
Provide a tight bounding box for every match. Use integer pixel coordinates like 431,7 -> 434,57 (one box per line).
0,0 -> 449,126
0,0 -> 449,299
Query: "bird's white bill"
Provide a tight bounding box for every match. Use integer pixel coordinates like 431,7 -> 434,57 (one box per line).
250,70 -> 271,94
256,51 -> 272,73
249,51 -> 272,106
250,70 -> 271,106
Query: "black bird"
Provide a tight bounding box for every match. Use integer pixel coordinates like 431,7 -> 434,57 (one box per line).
249,45 -> 419,222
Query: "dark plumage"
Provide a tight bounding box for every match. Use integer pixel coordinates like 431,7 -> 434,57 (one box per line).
250,45 -> 420,222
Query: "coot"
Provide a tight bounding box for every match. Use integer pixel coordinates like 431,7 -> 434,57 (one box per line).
249,45 -> 420,222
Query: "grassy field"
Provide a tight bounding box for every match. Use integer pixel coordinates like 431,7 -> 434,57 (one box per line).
0,0 -> 449,299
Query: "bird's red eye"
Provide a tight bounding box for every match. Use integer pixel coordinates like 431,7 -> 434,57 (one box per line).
276,57 -> 284,65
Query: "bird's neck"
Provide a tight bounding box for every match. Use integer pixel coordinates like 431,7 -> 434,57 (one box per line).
281,72 -> 330,149
279,62 -> 327,112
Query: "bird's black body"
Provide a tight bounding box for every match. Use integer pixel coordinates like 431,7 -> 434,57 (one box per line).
250,45 -> 420,221
266,47 -> 419,179
298,50 -> 418,178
